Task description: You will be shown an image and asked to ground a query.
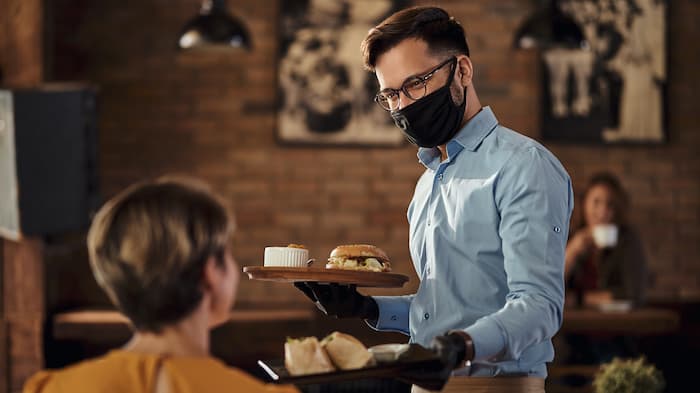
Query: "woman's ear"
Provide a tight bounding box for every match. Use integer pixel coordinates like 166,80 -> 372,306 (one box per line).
457,55 -> 473,87
202,256 -> 221,293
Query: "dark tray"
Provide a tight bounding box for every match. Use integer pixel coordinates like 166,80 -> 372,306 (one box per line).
258,344 -> 449,391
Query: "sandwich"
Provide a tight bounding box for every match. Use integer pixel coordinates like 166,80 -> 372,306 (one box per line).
325,244 -> 391,272
284,336 -> 336,376
321,331 -> 375,370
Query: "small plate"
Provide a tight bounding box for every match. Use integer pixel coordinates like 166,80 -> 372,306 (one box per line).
369,343 -> 410,363
598,300 -> 633,313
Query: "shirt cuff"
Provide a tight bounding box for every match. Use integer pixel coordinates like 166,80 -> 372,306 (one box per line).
465,317 -> 507,361
365,296 -> 411,335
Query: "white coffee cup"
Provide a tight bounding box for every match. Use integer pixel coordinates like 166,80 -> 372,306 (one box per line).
592,224 -> 618,248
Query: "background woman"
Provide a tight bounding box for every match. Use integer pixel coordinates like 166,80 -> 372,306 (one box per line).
565,172 -> 648,307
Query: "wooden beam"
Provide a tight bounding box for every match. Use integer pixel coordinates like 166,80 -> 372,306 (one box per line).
2,239 -> 44,393
1,0 -> 45,391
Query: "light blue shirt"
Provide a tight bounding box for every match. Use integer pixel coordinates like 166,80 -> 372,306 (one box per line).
369,107 -> 573,377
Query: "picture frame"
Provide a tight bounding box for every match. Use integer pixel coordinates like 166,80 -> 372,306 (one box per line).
277,0 -> 410,146
540,0 -> 667,144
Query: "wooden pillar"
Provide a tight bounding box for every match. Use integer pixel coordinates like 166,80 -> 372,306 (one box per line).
0,0 -> 44,87
2,241 -> 44,393
1,0 -> 45,392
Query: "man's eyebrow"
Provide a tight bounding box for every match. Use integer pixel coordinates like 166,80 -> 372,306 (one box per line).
380,65 -> 435,92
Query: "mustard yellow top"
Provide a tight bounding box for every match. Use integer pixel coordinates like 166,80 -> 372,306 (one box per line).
23,350 -> 299,393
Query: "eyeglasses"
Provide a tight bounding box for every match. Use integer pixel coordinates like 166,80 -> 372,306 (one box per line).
374,56 -> 456,111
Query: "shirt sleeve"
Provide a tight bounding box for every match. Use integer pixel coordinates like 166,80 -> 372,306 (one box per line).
366,295 -> 414,336
464,146 -> 573,362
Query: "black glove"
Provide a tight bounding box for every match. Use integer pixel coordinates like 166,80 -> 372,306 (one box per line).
294,282 -> 378,320
430,331 -> 469,371
394,343 -> 453,391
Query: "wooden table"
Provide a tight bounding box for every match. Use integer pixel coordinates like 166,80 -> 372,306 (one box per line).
548,307 -> 680,393
560,307 -> 680,335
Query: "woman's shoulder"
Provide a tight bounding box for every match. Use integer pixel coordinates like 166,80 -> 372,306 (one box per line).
22,354 -> 125,393
23,370 -> 54,393
164,357 -> 299,393
23,353 -> 298,393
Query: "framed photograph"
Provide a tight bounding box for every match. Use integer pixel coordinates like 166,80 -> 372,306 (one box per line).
541,0 -> 667,143
277,0 -> 410,146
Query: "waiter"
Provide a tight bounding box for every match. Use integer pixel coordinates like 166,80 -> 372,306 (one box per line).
297,6 -> 573,393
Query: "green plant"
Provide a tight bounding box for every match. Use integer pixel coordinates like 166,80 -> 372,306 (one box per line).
593,357 -> 665,393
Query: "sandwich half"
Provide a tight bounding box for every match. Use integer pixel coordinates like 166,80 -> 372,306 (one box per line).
284,336 -> 336,376
321,331 -> 375,370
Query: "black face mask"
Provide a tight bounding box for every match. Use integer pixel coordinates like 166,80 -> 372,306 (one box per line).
390,68 -> 467,148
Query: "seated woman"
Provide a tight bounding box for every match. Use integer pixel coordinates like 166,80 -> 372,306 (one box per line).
565,172 -> 648,307
561,172 -> 648,368
24,177 -> 298,393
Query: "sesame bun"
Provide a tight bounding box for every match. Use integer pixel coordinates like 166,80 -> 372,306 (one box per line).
329,244 -> 389,262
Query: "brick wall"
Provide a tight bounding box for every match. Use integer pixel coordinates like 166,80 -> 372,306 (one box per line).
48,0 -> 700,306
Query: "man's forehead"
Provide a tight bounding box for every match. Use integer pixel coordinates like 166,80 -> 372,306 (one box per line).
374,39 -> 440,89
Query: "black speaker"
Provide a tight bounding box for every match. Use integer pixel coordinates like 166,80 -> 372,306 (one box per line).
0,84 -> 99,239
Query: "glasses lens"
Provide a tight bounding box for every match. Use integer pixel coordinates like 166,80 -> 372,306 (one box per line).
403,78 -> 427,101
376,91 -> 398,111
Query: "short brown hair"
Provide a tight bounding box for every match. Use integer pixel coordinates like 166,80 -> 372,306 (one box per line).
361,6 -> 469,71
87,177 -> 233,332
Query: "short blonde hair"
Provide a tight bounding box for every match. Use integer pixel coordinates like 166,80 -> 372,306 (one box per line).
87,177 -> 233,332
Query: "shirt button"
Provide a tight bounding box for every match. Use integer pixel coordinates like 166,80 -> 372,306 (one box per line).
390,315 -> 398,321
424,313 -> 430,320
438,173 -> 444,181
554,226 -> 561,233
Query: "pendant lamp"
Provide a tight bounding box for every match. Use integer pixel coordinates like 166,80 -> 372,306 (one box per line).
178,0 -> 251,50
514,0 -> 587,50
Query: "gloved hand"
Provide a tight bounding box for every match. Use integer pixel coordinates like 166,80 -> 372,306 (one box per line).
294,282 -> 378,320
430,331 -> 470,370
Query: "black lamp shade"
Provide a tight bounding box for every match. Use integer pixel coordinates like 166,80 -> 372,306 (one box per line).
178,0 -> 251,50
514,0 -> 586,50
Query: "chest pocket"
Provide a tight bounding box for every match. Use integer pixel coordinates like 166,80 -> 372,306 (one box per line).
445,177 -> 499,244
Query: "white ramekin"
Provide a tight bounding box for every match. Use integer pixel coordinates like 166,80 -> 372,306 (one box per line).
264,247 -> 309,267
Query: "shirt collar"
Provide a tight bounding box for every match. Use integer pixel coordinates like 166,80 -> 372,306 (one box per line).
417,106 -> 499,169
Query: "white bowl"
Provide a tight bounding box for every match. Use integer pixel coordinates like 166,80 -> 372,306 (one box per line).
368,343 -> 409,363
264,247 -> 309,267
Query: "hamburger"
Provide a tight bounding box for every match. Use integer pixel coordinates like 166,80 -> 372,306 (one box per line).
321,331 -> 375,370
326,244 -> 391,272
284,336 -> 335,376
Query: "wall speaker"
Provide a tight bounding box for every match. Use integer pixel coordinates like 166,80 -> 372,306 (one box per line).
0,84 -> 99,239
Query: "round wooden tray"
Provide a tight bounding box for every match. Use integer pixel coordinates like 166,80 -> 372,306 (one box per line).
242,266 -> 409,288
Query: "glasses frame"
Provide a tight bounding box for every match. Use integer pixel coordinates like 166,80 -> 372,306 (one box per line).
374,56 -> 457,111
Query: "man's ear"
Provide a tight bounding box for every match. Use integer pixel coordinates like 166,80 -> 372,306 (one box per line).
457,55 -> 473,87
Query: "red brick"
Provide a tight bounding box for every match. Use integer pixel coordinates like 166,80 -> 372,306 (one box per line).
274,212 -> 315,228
319,213 -> 365,229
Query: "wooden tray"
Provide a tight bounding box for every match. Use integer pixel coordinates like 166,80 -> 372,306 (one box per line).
242,266 -> 409,288
258,343 -> 446,390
